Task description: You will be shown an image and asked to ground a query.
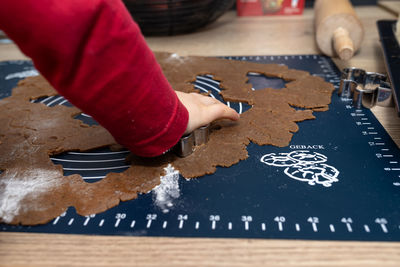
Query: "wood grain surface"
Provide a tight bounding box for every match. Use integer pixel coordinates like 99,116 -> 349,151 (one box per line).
1,5 -> 400,267
1,232 -> 400,267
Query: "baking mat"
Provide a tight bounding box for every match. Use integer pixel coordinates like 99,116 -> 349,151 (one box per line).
1,55 -> 400,241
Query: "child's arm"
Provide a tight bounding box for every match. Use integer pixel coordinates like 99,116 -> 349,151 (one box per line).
0,0 -> 238,157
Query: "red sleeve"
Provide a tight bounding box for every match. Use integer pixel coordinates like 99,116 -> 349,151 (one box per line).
0,0 -> 188,157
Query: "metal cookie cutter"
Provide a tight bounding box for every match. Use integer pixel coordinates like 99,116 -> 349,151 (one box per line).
338,67 -> 365,99
173,124 -> 210,157
338,68 -> 394,109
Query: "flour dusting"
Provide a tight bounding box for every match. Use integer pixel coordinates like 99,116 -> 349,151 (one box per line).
152,164 -> 180,213
166,53 -> 187,64
0,168 -> 60,223
5,69 -> 39,80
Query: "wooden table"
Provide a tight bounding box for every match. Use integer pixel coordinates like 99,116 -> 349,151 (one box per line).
1,5 -> 400,267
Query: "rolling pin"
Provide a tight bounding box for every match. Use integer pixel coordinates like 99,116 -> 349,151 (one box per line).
314,0 -> 364,61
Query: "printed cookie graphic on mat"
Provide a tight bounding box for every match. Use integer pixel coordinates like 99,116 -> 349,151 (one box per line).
286,151 -> 327,165
260,150 -> 339,187
284,163 -> 339,187
260,153 -> 298,167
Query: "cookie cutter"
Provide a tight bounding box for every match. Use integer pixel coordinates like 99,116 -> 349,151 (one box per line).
338,67 -> 394,109
173,124 -> 210,157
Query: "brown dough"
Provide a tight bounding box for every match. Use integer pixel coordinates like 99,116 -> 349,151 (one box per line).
0,53 -> 334,225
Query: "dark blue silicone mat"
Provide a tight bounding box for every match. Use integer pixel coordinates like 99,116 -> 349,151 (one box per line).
1,55 -> 400,241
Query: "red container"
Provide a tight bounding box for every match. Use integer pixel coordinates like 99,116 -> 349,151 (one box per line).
237,0 -> 305,16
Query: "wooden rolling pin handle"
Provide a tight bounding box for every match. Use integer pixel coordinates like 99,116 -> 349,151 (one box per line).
333,27 -> 354,61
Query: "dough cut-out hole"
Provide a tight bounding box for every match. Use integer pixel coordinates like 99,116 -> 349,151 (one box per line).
192,75 -> 223,97
50,147 -> 130,184
73,113 -> 98,126
31,95 -> 73,107
193,75 -> 251,114
247,72 -> 287,90
31,95 -> 98,125
289,104 -> 307,111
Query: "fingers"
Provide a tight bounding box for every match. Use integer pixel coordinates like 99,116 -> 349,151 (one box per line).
191,93 -> 240,121
205,102 -> 240,122
176,91 -> 240,135
191,92 -> 219,105
190,92 -> 239,123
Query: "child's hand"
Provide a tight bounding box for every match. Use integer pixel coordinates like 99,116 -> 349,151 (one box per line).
176,91 -> 240,135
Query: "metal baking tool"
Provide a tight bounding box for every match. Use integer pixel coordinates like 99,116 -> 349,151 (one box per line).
376,84 -> 393,107
364,72 -> 387,90
357,73 -> 391,109
338,79 -> 357,99
193,124 -> 210,146
174,124 -> 210,157
338,67 -> 365,99
352,85 -> 375,109
341,67 -> 366,83
173,132 -> 195,157
339,68 -> 393,109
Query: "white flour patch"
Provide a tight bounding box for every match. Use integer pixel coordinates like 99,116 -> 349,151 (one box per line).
166,53 -> 187,64
0,168 -> 60,223
152,164 -> 180,213
5,69 -> 39,80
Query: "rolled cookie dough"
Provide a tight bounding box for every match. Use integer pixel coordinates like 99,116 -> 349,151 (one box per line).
0,53 -> 334,225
